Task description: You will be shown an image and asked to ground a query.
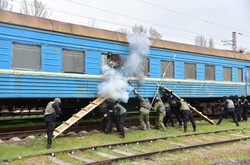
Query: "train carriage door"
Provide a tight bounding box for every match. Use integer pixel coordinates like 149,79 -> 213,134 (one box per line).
247,69 -> 250,96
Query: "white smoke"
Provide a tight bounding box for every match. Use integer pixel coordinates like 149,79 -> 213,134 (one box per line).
97,65 -> 132,103
97,32 -> 151,102
123,32 -> 151,84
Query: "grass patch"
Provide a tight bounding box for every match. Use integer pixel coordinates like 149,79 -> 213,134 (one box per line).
0,119 -> 250,164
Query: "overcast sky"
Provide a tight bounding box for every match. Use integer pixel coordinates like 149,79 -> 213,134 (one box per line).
10,0 -> 250,52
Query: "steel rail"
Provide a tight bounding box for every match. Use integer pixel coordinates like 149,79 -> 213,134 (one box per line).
85,136 -> 250,165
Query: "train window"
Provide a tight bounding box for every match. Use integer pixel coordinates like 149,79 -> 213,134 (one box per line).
101,52 -> 122,69
101,54 -> 108,66
248,70 -> 250,83
161,61 -> 174,78
142,58 -> 150,77
238,68 -> 243,82
223,67 -> 232,81
185,63 -> 196,79
205,65 -> 215,80
12,43 -> 41,70
62,49 -> 85,73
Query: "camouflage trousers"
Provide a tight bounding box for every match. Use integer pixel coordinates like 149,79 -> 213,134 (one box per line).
139,108 -> 150,130
155,111 -> 166,131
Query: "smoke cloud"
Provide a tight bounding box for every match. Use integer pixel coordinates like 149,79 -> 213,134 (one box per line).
97,65 -> 132,103
123,32 -> 151,84
97,32 -> 151,103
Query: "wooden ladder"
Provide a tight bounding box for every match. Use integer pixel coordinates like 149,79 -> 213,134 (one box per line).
53,97 -> 107,138
160,85 -> 215,125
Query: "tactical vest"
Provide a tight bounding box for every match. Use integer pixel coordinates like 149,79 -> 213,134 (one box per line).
115,103 -> 126,115
157,101 -> 165,113
44,101 -> 56,116
164,101 -> 170,111
170,99 -> 178,107
227,99 -> 235,109
244,99 -> 249,106
141,100 -> 151,110
163,92 -> 170,100
164,102 -> 170,108
180,101 -> 190,111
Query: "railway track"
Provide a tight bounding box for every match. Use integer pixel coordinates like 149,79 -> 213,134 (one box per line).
1,128 -> 249,164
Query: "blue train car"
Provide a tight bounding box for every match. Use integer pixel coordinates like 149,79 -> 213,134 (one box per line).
0,10 -> 250,114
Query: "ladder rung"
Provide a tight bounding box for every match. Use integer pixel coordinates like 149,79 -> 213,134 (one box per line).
54,129 -> 60,133
53,97 -> 107,138
63,121 -> 71,125
90,101 -> 97,105
81,108 -> 89,112
73,114 -> 81,118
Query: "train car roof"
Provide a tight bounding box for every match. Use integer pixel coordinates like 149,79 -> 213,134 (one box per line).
0,10 -> 249,61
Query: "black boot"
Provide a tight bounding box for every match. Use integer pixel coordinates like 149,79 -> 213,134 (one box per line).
47,140 -> 52,149
119,134 -> 125,139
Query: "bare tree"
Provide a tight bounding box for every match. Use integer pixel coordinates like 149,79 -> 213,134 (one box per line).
132,24 -> 147,34
117,28 -> 129,34
208,38 -> 215,48
148,27 -> 162,39
0,0 -> 13,11
131,25 -> 162,39
195,35 -> 207,47
20,0 -> 51,18
88,18 -> 98,28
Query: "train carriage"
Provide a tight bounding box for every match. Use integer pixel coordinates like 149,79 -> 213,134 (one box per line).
0,10 -> 250,115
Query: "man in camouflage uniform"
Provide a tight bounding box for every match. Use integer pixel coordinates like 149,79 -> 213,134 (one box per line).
44,98 -> 62,149
169,94 -> 182,128
135,90 -> 152,130
179,99 -> 196,132
216,96 -> 239,126
153,93 -> 167,132
162,91 -> 174,127
113,101 -> 127,138
240,95 -> 249,122
233,95 -> 241,122
98,100 -> 114,134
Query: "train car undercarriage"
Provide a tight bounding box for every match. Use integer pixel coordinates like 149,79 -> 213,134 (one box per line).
0,97 -> 225,118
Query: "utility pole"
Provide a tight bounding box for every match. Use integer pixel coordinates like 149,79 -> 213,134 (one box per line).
232,31 -> 237,51
222,31 -> 242,52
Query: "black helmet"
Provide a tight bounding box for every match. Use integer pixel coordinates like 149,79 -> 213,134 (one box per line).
241,95 -> 246,100
234,95 -> 238,99
163,92 -> 170,99
223,96 -> 228,101
229,95 -> 234,100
